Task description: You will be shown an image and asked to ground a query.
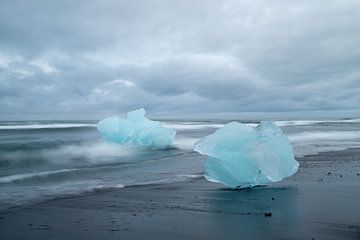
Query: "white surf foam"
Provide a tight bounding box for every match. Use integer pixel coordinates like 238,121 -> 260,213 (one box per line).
173,137 -> 199,150
42,142 -> 138,164
176,174 -> 204,179
288,130 -> 360,157
288,131 -> 360,142
163,123 -> 225,130
0,142 -> 138,165
0,168 -> 78,183
163,122 -> 261,130
0,123 -> 96,130
276,119 -> 360,127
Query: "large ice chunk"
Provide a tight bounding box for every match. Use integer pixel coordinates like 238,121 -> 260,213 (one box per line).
97,108 -> 176,148
194,121 -> 299,188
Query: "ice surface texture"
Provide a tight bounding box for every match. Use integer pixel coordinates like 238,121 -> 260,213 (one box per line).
194,121 -> 299,188
97,108 -> 176,148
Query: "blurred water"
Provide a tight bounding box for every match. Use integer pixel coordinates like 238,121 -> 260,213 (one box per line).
0,118 -> 359,209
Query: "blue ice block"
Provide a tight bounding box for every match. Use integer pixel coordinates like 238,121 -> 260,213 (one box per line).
194,121 -> 299,188
97,108 -> 176,149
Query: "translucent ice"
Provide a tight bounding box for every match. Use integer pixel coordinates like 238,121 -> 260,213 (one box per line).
194,121 -> 299,189
97,108 -> 176,148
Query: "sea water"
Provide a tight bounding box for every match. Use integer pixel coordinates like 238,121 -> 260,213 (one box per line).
0,118 -> 360,208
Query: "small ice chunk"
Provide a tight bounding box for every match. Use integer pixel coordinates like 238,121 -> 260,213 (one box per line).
194,121 -> 299,189
97,108 -> 176,148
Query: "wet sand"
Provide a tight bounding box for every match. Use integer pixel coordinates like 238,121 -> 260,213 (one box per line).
1,149 -> 360,240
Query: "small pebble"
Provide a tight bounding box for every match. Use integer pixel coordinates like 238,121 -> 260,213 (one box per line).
264,212 -> 272,217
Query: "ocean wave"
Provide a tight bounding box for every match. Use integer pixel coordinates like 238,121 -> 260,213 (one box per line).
288,131 -> 360,142
0,119 -> 358,130
0,168 -> 79,183
288,130 -> 360,156
162,122 -> 261,130
163,123 -> 225,130
42,142 -> 137,164
0,123 -> 96,130
0,142 -> 138,166
0,173 -> 204,210
0,179 -> 125,210
173,137 -> 199,150
125,174 -> 204,187
176,174 -> 204,179
293,145 -> 359,157
164,119 -> 360,130
276,119 -> 360,127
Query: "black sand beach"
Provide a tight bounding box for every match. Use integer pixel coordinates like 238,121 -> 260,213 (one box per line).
1,148 -> 360,240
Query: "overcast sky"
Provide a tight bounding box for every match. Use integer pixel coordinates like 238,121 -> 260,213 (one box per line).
0,0 -> 359,120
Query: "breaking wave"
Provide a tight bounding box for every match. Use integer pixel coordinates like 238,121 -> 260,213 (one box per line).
163,123 -> 224,130
0,141 -> 142,167
0,168 -> 79,183
288,131 -> 360,142
0,123 -> 96,130
276,119 -> 360,127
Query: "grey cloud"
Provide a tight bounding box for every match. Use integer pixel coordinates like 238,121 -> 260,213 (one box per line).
0,0 -> 360,119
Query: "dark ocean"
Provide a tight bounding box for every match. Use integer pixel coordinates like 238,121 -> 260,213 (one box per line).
1,119 -> 360,209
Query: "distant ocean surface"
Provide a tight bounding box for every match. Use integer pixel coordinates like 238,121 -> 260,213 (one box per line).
1,119 -> 360,209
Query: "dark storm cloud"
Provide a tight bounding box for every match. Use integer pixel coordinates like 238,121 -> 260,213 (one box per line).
0,0 -> 359,119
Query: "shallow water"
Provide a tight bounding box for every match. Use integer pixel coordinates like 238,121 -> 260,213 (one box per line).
0,118 -> 360,208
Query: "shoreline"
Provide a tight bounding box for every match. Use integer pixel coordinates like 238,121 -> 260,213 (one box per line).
1,148 -> 360,239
